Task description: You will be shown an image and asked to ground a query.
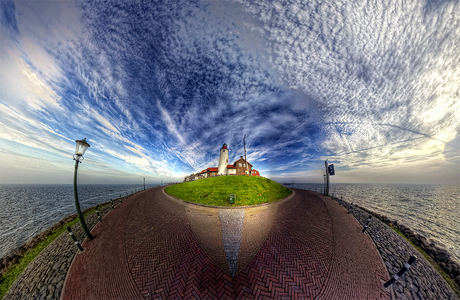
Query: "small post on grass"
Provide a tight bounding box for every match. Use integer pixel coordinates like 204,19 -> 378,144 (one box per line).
110,199 -> 115,210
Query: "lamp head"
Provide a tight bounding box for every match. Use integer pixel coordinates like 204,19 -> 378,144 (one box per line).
74,138 -> 90,158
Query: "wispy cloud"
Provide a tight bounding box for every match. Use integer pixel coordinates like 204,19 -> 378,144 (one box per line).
0,0 -> 459,184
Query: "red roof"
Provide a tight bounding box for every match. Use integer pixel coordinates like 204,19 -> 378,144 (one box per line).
207,167 -> 218,172
226,165 -> 236,169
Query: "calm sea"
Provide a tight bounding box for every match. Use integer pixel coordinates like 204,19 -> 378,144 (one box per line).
0,184 -> 155,258
288,183 -> 460,265
1,183 -> 458,265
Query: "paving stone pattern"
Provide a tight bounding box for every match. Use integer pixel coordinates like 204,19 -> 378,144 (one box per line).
333,195 -> 459,300
219,209 -> 245,278
183,200 -> 280,278
62,187 -> 390,299
4,186 -> 397,299
236,204 -> 278,275
3,197 -> 125,300
185,205 -> 228,275
318,193 -> 390,300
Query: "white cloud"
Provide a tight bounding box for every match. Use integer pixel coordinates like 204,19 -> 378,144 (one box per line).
236,0 -> 460,175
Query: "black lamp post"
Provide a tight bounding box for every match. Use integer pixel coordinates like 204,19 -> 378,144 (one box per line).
73,138 -> 94,241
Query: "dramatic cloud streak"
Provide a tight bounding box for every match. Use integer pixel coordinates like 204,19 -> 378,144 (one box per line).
0,0 -> 459,184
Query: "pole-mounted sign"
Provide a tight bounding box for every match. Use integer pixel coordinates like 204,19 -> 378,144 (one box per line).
328,164 -> 335,176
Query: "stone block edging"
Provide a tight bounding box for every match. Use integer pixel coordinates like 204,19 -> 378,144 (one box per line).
2,195 -> 129,300
329,195 -> 459,300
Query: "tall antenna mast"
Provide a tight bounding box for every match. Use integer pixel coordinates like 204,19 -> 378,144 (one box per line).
243,135 -> 248,176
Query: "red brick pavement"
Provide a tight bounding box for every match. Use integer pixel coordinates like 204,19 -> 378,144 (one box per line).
62,187 -> 390,299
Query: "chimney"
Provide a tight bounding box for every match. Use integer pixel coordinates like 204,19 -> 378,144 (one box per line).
240,156 -> 243,159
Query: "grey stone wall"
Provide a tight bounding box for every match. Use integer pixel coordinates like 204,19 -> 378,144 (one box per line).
3,198 -> 123,300
332,196 -> 459,300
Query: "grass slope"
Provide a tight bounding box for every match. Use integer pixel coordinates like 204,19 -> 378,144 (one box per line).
391,227 -> 460,297
165,176 -> 292,206
0,206 -> 99,299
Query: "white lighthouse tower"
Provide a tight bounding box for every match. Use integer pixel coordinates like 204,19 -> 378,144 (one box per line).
217,143 -> 229,175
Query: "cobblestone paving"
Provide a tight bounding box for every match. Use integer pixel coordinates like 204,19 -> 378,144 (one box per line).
332,195 -> 459,300
219,209 -> 245,278
3,197 -> 125,300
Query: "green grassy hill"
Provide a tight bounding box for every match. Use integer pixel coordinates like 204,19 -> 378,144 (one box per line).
165,176 -> 292,206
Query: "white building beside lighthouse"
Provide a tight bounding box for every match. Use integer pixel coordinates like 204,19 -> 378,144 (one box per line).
184,143 -> 260,181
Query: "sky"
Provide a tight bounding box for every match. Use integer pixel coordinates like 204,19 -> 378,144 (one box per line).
0,0 -> 459,185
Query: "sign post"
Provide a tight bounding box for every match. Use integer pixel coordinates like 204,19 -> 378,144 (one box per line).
328,164 -> 335,176
325,162 -> 335,196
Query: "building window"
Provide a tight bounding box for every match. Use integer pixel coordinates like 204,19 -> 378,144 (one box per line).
226,159 -> 228,164
238,163 -> 242,167
243,163 -> 246,167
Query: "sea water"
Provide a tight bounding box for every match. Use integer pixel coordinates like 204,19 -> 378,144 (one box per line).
0,184 -> 153,258
289,183 -> 460,265
1,183 -> 459,265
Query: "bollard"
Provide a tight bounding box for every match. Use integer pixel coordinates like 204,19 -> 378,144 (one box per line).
96,208 -> 102,223
362,215 -> 372,232
348,203 -> 353,214
67,226 -> 84,252
110,199 -> 115,210
384,256 -> 417,288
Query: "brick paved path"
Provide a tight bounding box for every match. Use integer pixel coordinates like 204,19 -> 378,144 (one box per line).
62,187 -> 390,299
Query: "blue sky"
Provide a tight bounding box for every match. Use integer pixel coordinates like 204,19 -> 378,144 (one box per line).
0,0 -> 459,185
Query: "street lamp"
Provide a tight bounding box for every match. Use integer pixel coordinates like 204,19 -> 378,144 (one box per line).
73,138 -> 94,241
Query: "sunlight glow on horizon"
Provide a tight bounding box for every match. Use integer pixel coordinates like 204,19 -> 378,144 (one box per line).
0,0 -> 459,185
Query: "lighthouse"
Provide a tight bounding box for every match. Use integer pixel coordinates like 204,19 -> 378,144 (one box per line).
217,143 -> 229,175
